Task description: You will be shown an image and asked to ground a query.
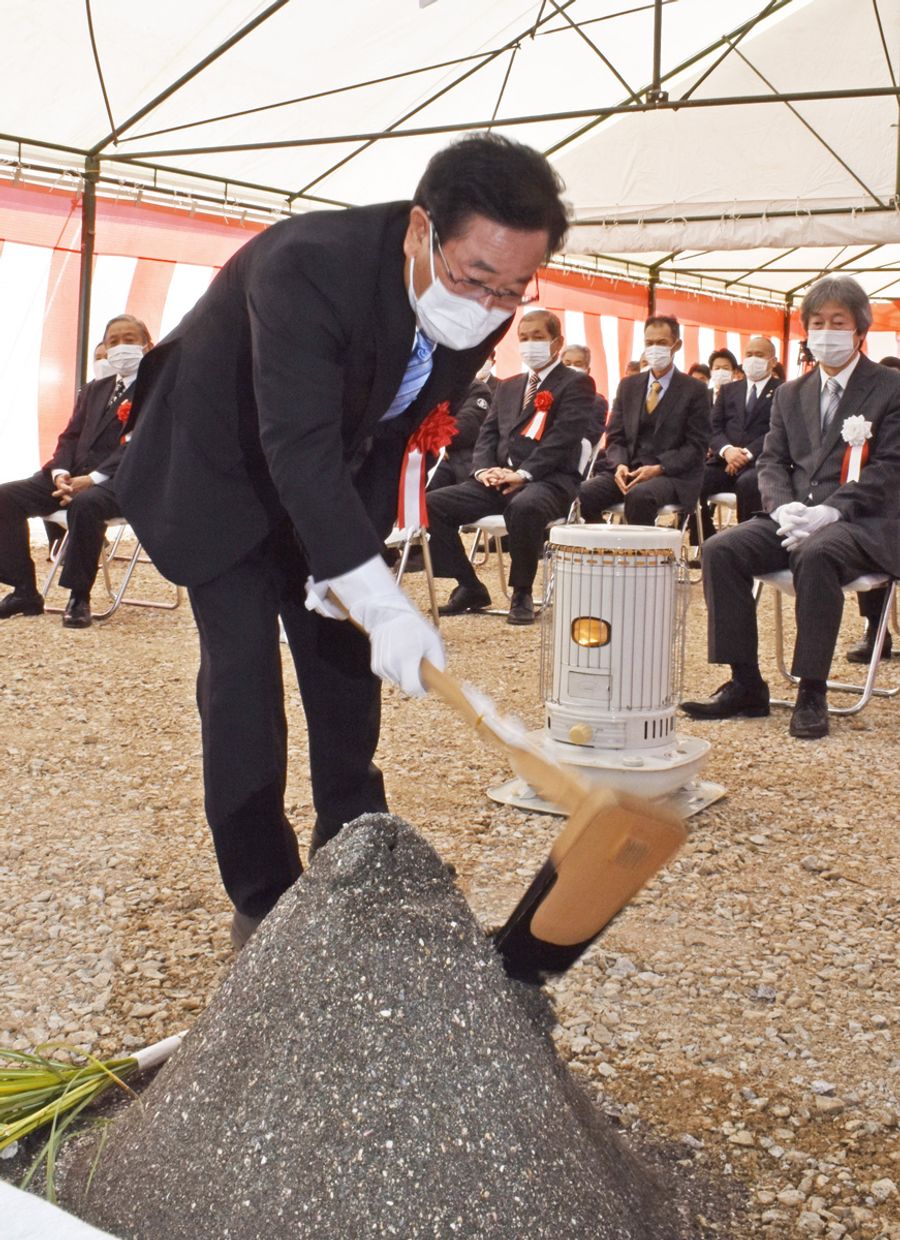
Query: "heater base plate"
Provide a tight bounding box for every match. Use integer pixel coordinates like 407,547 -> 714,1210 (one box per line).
487,775 -> 725,819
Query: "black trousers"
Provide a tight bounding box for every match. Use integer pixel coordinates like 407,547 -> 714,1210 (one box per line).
698,459 -> 762,535
579,470 -> 683,525
188,523 -> 386,919
426,476 -> 572,591
0,472 -> 120,595
703,516 -> 883,680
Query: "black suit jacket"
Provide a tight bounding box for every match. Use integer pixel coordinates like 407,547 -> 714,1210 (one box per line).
758,353 -> 900,577
471,363 -> 595,496
710,376 -> 781,458
115,202 -> 508,586
442,380 -> 493,483
44,376 -> 134,478
603,369 -> 711,505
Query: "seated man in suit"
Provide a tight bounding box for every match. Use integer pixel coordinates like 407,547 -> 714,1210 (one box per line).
578,315 -> 711,525
561,344 -> 608,445
426,309 -> 594,625
0,314 -> 151,628
697,335 -> 782,537
682,275 -> 900,739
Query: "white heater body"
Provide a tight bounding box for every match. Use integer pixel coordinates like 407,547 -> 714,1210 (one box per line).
544,524 -> 685,749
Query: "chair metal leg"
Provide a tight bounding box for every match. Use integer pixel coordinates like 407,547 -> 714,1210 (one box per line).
767,581 -> 898,713
419,532 -> 440,628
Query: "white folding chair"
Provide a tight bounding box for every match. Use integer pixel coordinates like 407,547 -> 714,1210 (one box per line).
41,511 -> 183,621
707,491 -> 738,529
754,570 -> 898,715
385,448 -> 447,625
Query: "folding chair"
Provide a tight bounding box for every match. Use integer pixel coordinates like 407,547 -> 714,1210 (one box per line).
754,570 -> 898,715
462,438 -> 598,604
384,448 -> 447,626
41,512 -> 183,621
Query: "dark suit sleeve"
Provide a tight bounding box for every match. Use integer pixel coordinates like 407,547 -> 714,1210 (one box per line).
451,382 -> 492,453
519,370 -> 595,481
603,381 -> 630,471
656,381 -> 711,479
246,244 -> 385,580
471,397 -> 502,474
44,385 -> 92,474
756,386 -> 798,512
709,388 -> 729,456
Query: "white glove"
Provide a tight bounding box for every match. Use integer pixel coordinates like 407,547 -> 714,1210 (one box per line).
770,501 -> 807,530
777,502 -> 840,551
305,555 -> 445,697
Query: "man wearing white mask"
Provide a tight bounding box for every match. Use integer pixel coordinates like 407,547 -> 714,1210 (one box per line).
579,315 -> 710,525
0,314 -> 151,628
116,134 -> 569,948
683,276 -> 900,739
696,335 -> 781,537
426,310 -> 594,624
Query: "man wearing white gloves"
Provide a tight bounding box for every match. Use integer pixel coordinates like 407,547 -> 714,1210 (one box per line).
116,134 -> 569,946
682,275 -> 900,740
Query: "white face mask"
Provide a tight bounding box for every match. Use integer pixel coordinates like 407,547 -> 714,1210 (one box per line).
408,221 -> 512,351
643,344 -> 673,372
711,367 -> 733,387
93,358 -> 116,381
105,343 -> 145,376
519,340 -> 553,372
806,329 -> 857,369
742,355 -> 770,383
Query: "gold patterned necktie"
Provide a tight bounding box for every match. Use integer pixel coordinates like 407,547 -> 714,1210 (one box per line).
646,379 -> 662,414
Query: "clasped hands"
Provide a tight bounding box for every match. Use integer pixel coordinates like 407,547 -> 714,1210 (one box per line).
614,463 -> 663,495
722,446 -> 751,476
772,501 -> 840,551
51,473 -> 94,507
477,467 -> 525,495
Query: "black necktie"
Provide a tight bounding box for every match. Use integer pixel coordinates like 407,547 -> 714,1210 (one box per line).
745,384 -> 758,418
106,376 -> 126,409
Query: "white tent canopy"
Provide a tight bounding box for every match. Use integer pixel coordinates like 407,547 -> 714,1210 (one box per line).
1,0 -> 899,303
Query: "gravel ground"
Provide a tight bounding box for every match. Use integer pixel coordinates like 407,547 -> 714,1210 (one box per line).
1,536 -> 897,1239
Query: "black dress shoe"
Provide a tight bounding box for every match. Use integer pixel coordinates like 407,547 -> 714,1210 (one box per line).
846,628 -> 893,664
680,679 -> 770,719
506,589 -> 535,626
230,910 -> 264,950
0,590 -> 44,619
62,596 -> 92,628
789,685 -> 829,739
438,581 -> 491,616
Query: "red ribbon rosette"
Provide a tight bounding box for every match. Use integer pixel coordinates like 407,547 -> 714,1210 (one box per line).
117,399 -> 132,444
397,402 -> 459,529
522,389 -> 553,441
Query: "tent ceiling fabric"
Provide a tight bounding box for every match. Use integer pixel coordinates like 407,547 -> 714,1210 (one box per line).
1,0 -> 899,303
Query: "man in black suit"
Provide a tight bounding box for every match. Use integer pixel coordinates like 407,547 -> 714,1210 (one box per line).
0,314 -> 151,628
682,276 -> 900,739
697,334 -> 782,537
578,315 -> 711,525
115,134 -> 569,947
561,344 -> 608,444
425,309 -> 594,625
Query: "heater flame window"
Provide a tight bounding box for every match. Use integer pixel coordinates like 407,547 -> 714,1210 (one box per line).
571,617 -> 610,648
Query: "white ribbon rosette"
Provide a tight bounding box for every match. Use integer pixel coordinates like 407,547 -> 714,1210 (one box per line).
840,415 -> 873,483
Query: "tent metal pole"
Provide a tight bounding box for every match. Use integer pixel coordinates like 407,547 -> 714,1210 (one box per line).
781,294 -> 793,366
75,156 -> 99,391
647,267 -> 658,315
649,0 -> 665,104
118,86 -> 900,163
89,0 -> 293,154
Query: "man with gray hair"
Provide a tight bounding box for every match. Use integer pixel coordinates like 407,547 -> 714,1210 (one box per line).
682,275 -> 900,739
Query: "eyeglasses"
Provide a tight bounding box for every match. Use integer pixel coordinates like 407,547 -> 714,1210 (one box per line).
432,227 -> 540,309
